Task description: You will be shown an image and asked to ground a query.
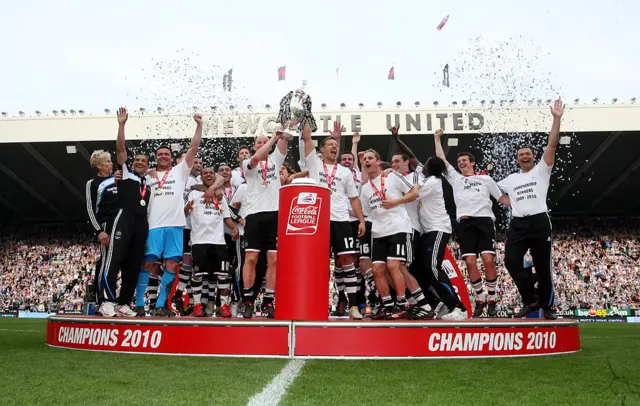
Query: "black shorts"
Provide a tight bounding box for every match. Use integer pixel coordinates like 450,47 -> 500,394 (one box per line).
359,221 -> 373,258
191,244 -> 230,276
350,221 -> 362,253
244,211 -> 278,253
372,232 -> 411,264
183,228 -> 192,254
330,221 -> 357,256
456,217 -> 496,257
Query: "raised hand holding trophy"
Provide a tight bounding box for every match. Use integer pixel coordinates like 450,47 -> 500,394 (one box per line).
276,80 -> 318,140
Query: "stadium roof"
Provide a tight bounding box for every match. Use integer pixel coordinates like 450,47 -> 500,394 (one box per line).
0,104 -> 639,223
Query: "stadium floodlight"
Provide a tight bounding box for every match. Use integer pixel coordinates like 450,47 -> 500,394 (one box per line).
229,105 -> 235,110
509,100 -> 515,105
18,111 -> 25,116
192,106 -> 198,112
265,104 -> 271,109
480,100 -> 486,106
573,98 -> 580,104
358,103 -> 364,108
546,99 -> 552,104
632,97 -> 637,104
414,101 -> 420,107
490,100 -> 495,105
104,108 -> 110,114
377,101 -> 382,108
139,108 -> 146,114
340,103 -> 346,109
247,105 -> 253,110
527,99 -> 534,105
321,103 -> 327,109
52,110 -> 58,115
499,100 -> 506,106
611,98 -> 618,104
78,110 -> 85,115
1,112 -> 7,117
70,110 -> 76,115
157,107 -> 164,113
396,101 -> 402,107
592,98 -> 598,104
462,100 -> 468,106
61,110 -> 67,115
537,99 -> 543,105
35,110 -> 42,116
433,101 -> 439,107
451,101 -> 458,107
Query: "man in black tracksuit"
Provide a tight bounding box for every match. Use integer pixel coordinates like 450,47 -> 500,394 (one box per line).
98,107 -> 151,317
86,151 -> 120,305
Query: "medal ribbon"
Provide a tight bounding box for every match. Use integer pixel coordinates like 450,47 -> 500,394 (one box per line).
352,169 -> 360,184
323,162 -> 339,190
370,175 -> 386,201
139,180 -> 148,200
259,161 -> 269,184
211,198 -> 220,212
225,187 -> 233,200
155,169 -> 171,191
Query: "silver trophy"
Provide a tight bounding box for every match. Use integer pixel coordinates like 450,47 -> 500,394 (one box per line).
276,81 -> 310,141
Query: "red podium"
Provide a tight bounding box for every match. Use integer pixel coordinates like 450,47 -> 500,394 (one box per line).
275,179 -> 331,321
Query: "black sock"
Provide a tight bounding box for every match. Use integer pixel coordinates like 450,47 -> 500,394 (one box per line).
396,295 -> 407,310
411,288 -> 429,307
382,296 -> 394,311
242,288 -> 253,303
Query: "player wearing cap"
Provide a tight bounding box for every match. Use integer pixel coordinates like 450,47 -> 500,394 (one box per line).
239,132 -> 289,318
498,100 -> 565,320
434,129 -> 508,318
360,149 -> 419,319
302,121 -> 366,319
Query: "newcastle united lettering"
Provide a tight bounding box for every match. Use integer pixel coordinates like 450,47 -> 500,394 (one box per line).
207,111 -> 485,137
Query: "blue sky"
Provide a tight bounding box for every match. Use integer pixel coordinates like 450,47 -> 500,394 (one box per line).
0,0 -> 637,114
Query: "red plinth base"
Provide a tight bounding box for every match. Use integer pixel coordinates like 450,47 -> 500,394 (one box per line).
46,316 -> 580,359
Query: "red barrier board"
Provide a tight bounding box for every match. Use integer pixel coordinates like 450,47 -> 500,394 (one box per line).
294,321 -> 580,358
46,318 -> 290,357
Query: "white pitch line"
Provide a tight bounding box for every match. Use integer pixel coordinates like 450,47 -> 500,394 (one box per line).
247,360 -> 306,406
0,328 -> 41,333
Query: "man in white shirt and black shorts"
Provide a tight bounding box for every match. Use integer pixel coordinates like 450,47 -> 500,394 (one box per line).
240,131 -> 289,318
498,100 -> 564,320
302,121 -> 366,319
434,129 -> 508,318
360,149 -> 419,319
185,167 -> 239,317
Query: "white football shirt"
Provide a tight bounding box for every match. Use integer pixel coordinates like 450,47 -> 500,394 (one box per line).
346,169 -> 363,222
187,190 -> 230,245
241,148 -> 286,216
418,176 -> 453,234
404,170 -> 423,232
444,165 -> 503,221
184,174 -> 201,230
230,183 -> 247,236
146,160 -> 191,230
305,152 -> 359,222
498,160 -> 552,217
222,185 -> 236,236
231,167 -> 245,190
360,172 -> 413,238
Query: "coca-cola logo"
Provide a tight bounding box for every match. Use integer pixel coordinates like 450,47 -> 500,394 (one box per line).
286,193 -> 323,235
291,206 -> 318,215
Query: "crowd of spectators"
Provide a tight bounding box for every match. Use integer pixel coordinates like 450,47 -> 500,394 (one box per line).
1,220 -> 638,313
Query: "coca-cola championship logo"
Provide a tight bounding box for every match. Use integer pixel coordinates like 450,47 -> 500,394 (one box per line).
442,260 -> 458,280
286,192 -> 323,235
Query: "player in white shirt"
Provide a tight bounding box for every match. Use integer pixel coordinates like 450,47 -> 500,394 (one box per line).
360,149 -> 419,319
434,129 -> 508,318
169,155 -> 202,316
137,114 -> 204,317
302,121 -> 366,320
498,100 -> 565,320
240,131 -> 289,318
413,157 -> 468,320
231,145 -> 251,190
185,167 -> 239,317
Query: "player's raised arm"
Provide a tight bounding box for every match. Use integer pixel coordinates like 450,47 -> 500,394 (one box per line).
250,133 -> 282,169
302,121 -> 315,158
116,107 -> 128,165
433,129 -> 451,168
351,132 -> 361,172
544,99 -> 565,168
390,126 -> 421,169
185,114 -> 204,168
